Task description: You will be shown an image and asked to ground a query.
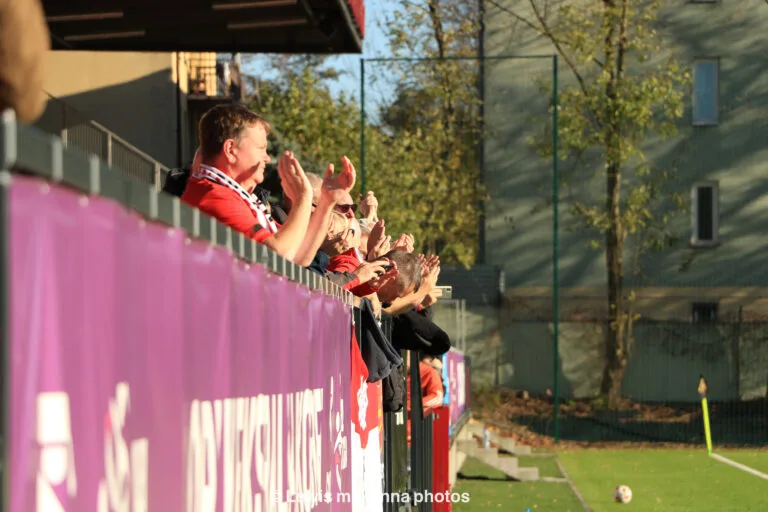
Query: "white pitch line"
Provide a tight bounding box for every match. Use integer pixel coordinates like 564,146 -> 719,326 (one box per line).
555,458 -> 593,512
710,453 -> 768,481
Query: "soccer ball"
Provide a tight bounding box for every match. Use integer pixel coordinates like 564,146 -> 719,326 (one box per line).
613,485 -> 632,504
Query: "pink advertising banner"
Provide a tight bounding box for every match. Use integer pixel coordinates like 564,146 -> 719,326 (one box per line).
8,176 -> 352,511
445,350 -> 467,429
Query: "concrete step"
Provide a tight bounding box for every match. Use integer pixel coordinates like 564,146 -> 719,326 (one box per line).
456,440 -> 500,464
455,439 -> 480,453
514,467 -> 540,482
503,443 -> 531,456
466,422 -> 509,447
456,440 -> 539,481
465,421 -> 487,437
466,421 -> 532,456
494,455 -> 519,475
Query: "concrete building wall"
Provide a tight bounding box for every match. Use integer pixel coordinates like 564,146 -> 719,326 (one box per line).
41,51 -> 183,166
466,2 -> 768,398
483,1 -> 768,292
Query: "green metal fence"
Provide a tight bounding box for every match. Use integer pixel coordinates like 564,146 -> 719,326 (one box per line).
360,56 -> 768,449
470,309 -> 768,447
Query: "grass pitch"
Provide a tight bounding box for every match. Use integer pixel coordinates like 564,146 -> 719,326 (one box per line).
454,449 -> 768,511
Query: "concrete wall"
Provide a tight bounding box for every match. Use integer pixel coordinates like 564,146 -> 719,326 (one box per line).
475,3 -> 768,403
432,304 -> 502,388
41,51 -> 183,167
506,286 -> 768,321
483,1 -> 768,290
451,316 -> 768,403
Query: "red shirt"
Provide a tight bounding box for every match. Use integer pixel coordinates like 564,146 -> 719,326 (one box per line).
328,248 -> 373,296
327,248 -> 364,273
418,362 -> 445,410
406,362 -> 445,444
350,329 -> 380,449
181,177 -> 279,244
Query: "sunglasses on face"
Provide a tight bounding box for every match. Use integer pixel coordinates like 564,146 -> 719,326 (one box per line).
335,203 -> 358,214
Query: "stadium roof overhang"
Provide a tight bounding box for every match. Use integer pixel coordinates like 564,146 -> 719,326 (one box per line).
42,0 -> 365,53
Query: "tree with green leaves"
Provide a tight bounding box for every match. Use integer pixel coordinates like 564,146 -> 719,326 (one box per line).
246,2 -> 485,266
248,59 -> 360,173
498,0 -> 690,406
377,0 -> 484,264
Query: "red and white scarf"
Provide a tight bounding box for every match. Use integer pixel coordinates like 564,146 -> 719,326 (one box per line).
194,164 -> 278,233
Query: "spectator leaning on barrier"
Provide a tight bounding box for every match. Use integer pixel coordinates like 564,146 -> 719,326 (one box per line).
309,210 -> 398,310
380,253 -> 440,317
371,249 -> 422,304
181,104 -> 356,266
357,196 -> 451,349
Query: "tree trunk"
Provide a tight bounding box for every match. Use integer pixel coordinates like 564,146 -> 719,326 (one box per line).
599,0 -> 630,409
601,158 -> 626,408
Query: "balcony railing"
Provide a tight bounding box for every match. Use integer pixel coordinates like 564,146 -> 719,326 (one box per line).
35,94 -> 170,189
187,54 -> 244,102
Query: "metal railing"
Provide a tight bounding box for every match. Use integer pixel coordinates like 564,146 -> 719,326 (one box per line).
35,94 -> 170,189
409,350 -> 434,512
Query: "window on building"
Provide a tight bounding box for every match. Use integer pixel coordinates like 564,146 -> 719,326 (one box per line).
693,59 -> 719,125
691,182 -> 719,247
692,302 -> 718,324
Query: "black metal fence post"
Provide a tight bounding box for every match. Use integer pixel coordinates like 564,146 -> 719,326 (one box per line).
0,110 -> 17,512
408,349 -> 436,512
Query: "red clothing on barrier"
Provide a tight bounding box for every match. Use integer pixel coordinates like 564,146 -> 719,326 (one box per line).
406,362 -> 445,444
351,329 -> 379,448
432,406 -> 452,512
348,281 -> 376,297
181,176 -> 279,243
420,363 -> 445,410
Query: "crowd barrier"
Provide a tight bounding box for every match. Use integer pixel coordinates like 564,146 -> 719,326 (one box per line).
0,110 -> 471,512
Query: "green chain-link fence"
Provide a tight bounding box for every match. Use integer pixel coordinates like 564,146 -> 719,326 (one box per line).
361,55 -> 768,449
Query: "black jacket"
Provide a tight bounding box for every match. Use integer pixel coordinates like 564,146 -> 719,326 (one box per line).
391,308 -> 451,356
162,168 -> 190,197
358,298 -> 403,382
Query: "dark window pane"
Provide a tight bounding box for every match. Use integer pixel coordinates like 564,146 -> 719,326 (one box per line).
692,302 -> 718,324
697,186 -> 714,240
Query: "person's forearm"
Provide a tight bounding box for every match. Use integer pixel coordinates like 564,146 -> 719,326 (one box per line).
383,287 -> 432,316
263,192 -> 312,261
294,197 -> 335,267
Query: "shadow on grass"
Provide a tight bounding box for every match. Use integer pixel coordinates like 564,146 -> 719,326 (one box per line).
456,473 -> 511,482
